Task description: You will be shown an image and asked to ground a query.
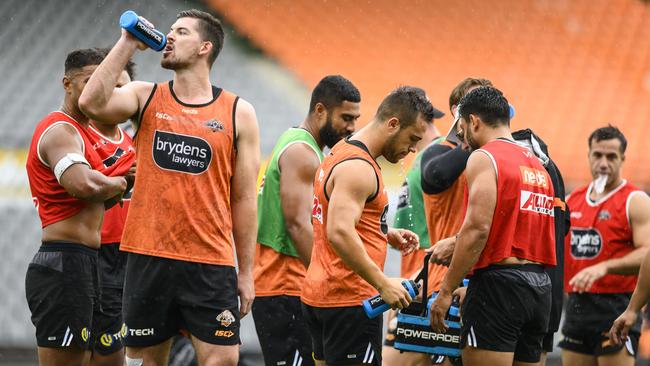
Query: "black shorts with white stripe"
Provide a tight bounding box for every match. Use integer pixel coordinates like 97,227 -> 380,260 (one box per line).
558,330 -> 639,357
461,264 -> 551,363
25,242 -> 99,349
302,303 -> 382,365
252,295 -> 314,366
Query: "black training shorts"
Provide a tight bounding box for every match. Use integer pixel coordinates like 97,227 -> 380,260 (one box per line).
560,292 -> 640,357
25,242 -> 99,349
461,264 -> 551,363
91,243 -> 127,355
253,295 -> 314,366
302,303 -> 382,365
122,252 -> 240,347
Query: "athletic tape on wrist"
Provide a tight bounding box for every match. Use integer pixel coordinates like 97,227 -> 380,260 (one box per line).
53,153 -> 90,183
125,356 -> 144,366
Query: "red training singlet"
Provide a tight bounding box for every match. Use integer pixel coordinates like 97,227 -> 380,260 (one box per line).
564,180 -> 643,294
301,139 -> 389,307
86,124 -> 135,244
472,139 -> 556,270
26,112 -> 105,227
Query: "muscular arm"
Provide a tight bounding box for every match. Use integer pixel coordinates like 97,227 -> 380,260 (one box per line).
609,195 -> 650,343
279,143 -> 320,266
605,193 -> 650,274
231,99 -> 260,316
326,160 -> 388,290
79,33 -> 152,129
40,124 -> 126,201
421,144 -> 470,194
438,151 -> 496,295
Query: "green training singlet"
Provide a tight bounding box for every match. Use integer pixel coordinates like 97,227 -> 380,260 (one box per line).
257,128 -> 324,257
393,137 -> 444,249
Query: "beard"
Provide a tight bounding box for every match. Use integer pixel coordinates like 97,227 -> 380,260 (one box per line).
465,128 -> 480,151
319,115 -> 349,149
382,134 -> 402,163
161,54 -> 191,70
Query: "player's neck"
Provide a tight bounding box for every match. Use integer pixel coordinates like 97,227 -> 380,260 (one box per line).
300,118 -> 322,149
350,123 -> 382,159
172,68 -> 213,104
89,121 -> 120,140
482,126 -> 513,145
590,177 -> 624,200
61,101 -> 89,126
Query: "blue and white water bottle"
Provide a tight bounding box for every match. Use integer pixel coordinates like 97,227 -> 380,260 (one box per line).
120,10 -> 166,51
363,280 -> 419,318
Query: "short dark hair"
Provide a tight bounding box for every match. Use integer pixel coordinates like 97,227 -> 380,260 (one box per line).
458,86 -> 510,127
588,125 -> 627,154
376,86 -> 436,127
449,78 -> 493,113
177,9 -> 224,67
308,75 -> 361,113
95,48 -> 136,80
64,48 -> 105,74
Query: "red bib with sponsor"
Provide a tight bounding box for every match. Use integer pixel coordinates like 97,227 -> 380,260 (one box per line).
564,181 -> 642,294
472,139 -> 556,271
86,124 -> 135,244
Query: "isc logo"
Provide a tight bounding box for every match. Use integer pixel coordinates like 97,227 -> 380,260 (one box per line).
215,330 -> 234,338
155,112 -> 173,121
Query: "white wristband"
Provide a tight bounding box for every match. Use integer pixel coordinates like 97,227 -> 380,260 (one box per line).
53,153 -> 90,183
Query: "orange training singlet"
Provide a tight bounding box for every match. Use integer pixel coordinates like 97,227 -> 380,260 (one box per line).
301,138 -> 389,307
121,81 -> 238,266
254,244 -> 305,296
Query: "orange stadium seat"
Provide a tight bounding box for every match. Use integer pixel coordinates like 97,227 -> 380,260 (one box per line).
208,0 -> 650,189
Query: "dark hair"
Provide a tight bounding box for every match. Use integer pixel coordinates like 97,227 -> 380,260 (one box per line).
588,125 -> 627,154
308,75 -> 361,113
64,48 -> 105,74
375,86 -> 435,127
177,9 -> 224,67
449,78 -> 493,113
458,86 -> 510,127
95,48 -> 136,80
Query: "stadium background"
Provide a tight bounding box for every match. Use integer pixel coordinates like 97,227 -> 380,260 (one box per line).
1,0 -> 649,364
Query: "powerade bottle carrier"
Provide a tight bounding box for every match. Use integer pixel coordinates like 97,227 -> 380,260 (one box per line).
393,253 -> 466,357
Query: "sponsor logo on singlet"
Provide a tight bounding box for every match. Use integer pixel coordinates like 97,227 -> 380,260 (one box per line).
312,195 -> 323,224
571,211 -> 583,219
152,130 -> 212,174
519,190 -> 554,216
598,210 -> 611,221
570,228 -> 602,259
520,166 -> 549,189
103,147 -> 126,168
204,119 -> 224,132
155,112 -> 173,121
